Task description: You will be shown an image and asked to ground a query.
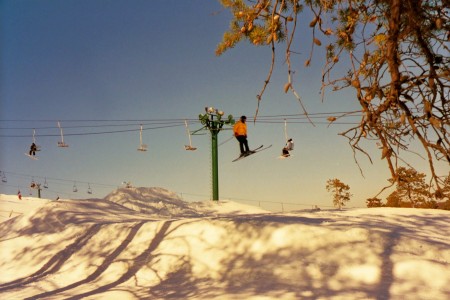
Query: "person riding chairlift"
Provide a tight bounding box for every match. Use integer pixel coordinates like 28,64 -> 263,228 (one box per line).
29,143 -> 37,156
282,138 -> 294,157
233,115 -> 251,157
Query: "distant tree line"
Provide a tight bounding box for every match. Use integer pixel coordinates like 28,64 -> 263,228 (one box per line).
366,167 -> 450,210
326,169 -> 449,210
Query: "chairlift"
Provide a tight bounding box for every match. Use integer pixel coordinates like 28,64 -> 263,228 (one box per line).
57,121 -> 69,147
43,178 -> 48,188
30,179 -> 36,189
184,120 -> 197,151
1,171 -> 6,183
122,181 -> 132,188
137,124 -> 148,152
73,182 -> 78,192
280,119 -> 294,158
87,183 -> 92,194
32,129 -> 41,151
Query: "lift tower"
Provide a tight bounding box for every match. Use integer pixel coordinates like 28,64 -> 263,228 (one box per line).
199,107 -> 234,201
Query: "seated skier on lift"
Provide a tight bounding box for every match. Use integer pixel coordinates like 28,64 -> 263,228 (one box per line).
233,115 -> 251,157
29,143 -> 37,156
282,138 -> 294,157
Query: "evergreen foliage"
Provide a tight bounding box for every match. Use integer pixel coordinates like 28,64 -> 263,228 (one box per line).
217,0 -> 449,197
366,197 -> 383,207
326,178 -> 352,209
385,167 -> 431,208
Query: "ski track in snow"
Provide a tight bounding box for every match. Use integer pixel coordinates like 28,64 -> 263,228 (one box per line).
1,187 -> 449,300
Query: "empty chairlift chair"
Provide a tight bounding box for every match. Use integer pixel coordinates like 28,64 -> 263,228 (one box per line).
137,124 -> 148,152
57,121 -> 69,147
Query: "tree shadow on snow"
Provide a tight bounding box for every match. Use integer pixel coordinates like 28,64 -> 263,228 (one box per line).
0,208 -> 449,299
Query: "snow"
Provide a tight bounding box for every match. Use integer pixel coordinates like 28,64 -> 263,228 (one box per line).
1,187 -> 449,300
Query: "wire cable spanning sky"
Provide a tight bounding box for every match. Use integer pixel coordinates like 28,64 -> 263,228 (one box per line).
0,110 -> 363,137
1,0 -> 447,207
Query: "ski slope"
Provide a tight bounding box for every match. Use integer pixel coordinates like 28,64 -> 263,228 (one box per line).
1,188 -> 449,299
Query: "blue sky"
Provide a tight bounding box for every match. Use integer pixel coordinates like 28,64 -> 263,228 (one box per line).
1,0 -> 445,209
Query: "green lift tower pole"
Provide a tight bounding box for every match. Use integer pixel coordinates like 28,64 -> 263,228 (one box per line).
199,107 -> 234,201
36,183 -> 42,198
210,118 -> 219,201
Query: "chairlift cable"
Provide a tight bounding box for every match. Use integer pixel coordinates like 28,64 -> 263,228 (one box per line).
218,135 -> 234,146
0,110 -> 368,136
2,171 -> 117,188
0,110 -> 364,127
0,123 -> 185,138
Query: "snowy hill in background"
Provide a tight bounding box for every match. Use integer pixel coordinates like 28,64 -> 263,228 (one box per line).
104,187 -> 202,217
103,187 -> 270,217
1,187 -> 449,299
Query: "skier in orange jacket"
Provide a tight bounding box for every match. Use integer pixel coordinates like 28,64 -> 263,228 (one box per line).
233,116 -> 250,156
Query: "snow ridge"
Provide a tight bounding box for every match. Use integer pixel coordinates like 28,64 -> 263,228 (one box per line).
104,187 -> 202,217
1,190 -> 450,299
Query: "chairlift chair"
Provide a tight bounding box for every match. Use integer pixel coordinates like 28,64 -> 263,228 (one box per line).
87,183 -> 92,194
57,121 -> 69,147
122,181 -> 132,188
1,172 -> 7,183
280,119 -> 294,158
137,125 -> 148,152
43,178 -> 48,188
137,144 -> 148,151
285,139 -> 294,151
32,129 -> 42,151
73,182 -> 78,192
184,120 -> 197,151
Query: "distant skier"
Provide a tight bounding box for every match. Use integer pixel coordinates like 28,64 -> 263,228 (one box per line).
29,143 -> 37,156
282,138 -> 294,157
233,115 -> 250,157
18,190 -> 22,200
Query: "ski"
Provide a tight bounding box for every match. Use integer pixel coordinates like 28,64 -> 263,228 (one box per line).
277,154 -> 294,159
25,153 -> 38,160
232,145 -> 272,162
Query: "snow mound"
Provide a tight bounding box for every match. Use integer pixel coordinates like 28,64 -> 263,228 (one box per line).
193,199 -> 270,215
103,187 -> 271,217
104,187 -> 202,217
0,195 -> 51,223
1,192 -> 450,299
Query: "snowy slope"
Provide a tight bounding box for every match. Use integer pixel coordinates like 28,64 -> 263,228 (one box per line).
0,188 -> 449,300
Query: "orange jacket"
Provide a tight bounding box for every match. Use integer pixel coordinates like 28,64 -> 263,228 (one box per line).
233,121 -> 247,136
